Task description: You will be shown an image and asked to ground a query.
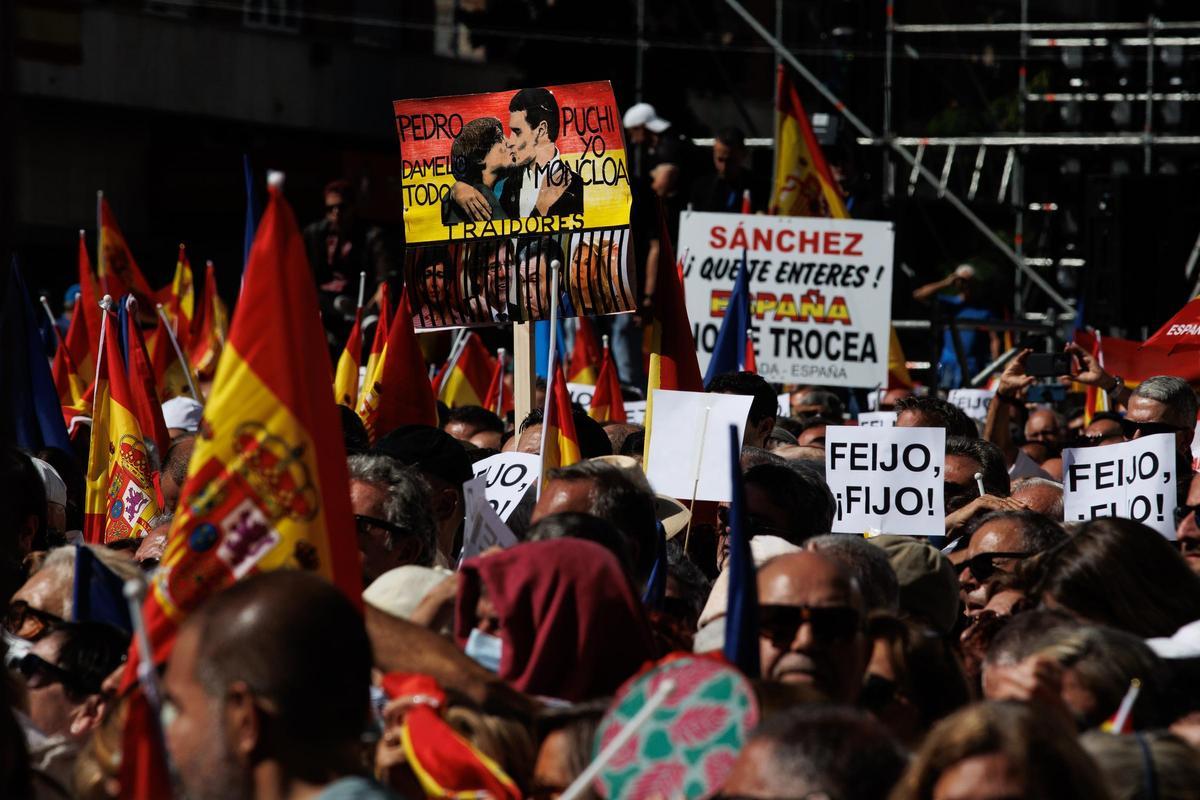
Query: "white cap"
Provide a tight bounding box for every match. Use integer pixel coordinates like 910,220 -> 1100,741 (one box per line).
623,102 -> 671,133
30,457 -> 67,507
1147,618 -> 1200,659
363,565 -> 454,620
162,396 -> 204,432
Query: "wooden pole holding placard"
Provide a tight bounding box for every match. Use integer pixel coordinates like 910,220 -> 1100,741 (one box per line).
513,322 -> 536,426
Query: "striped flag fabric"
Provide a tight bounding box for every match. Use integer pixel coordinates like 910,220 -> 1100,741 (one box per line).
333,308 -> 364,408
362,284 -> 391,395
483,348 -> 513,418
567,316 -> 602,385
122,298 -> 170,459
542,363 -> 581,479
96,193 -> 155,310
433,332 -> 496,408
357,287 -> 438,442
189,260 -> 229,379
768,65 -> 849,219
588,343 -> 626,424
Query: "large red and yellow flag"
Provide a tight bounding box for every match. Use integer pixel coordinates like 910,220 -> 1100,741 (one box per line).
149,309 -> 200,401
123,299 -> 170,458
78,229 -> 102,355
542,364 -> 581,477
155,243 -> 195,345
189,260 -> 229,379
568,317 -> 602,385
483,348 -> 513,418
433,332 -> 495,408
84,306 -> 161,544
769,65 -> 849,219
589,344 -> 626,423
358,288 -> 438,442
362,284 -> 391,393
97,193 -> 155,307
334,308 -> 364,408
140,185 -> 361,667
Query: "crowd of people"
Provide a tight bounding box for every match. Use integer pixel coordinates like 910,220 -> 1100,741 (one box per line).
6,315 -> 1200,798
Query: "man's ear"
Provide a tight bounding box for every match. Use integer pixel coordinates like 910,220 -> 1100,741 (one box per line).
224,680 -> 262,763
68,693 -> 107,738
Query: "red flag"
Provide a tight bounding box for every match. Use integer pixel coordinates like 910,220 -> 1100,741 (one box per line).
78,229 -> 102,354
96,193 -> 155,306
644,202 -> 704,394
568,317 -> 602,384
334,308 -> 364,408
483,349 -> 513,417
769,65 -> 849,219
123,299 -> 170,458
433,333 -> 496,407
188,260 -> 228,379
135,185 -> 361,674
361,284 -> 391,395
542,364 -> 581,478
740,188 -> 752,214
589,346 -> 626,424
118,687 -> 173,800
743,332 -> 758,374
358,288 -> 438,442
51,305 -> 87,407
148,309 -> 199,401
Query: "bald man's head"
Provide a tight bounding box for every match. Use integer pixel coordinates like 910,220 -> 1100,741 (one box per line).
756,552 -> 868,704
164,570 -> 372,799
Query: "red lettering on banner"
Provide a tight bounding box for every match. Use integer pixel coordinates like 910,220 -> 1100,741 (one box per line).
710,226 -> 727,248
798,230 -> 820,253
843,232 -> 863,256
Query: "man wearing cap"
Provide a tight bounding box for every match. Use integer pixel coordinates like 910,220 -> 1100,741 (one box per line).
622,101 -> 696,184
30,458 -> 68,545
162,396 -> 203,440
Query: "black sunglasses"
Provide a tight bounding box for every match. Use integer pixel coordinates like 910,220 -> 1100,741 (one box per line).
962,551 -> 1032,582
1175,503 -> 1200,525
757,604 -> 861,646
1119,418 -> 1191,439
17,653 -> 77,691
354,514 -> 410,539
4,601 -> 65,641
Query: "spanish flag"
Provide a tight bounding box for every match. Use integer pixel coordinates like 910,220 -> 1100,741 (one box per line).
149,309 -> 200,402
1083,330 -> 1110,425
358,287 -> 438,442
84,304 -> 161,544
643,201 -> 703,467
589,343 -> 626,423
96,193 -> 155,308
744,333 -> 758,374
333,308 -> 364,408
140,184 -> 361,666
51,303 -> 88,408
362,284 -> 391,394
768,65 -> 848,219
542,363 -> 581,478
123,298 -> 170,458
433,332 -> 495,408
189,260 -> 229,379
77,229 -> 102,354
155,243 -> 195,345
483,348 -> 513,417
567,317 -> 602,385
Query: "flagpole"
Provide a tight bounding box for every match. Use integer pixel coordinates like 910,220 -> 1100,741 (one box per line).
95,191 -> 107,297
357,270 -> 366,311
92,297 -> 114,424
156,303 -> 203,403
684,405 -> 712,553
494,347 -> 507,416
37,295 -> 68,349
123,579 -> 181,788
537,260 -> 562,501
436,329 -> 471,402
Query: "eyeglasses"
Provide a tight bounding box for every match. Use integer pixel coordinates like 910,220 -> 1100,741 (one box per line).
354,514 -> 409,540
757,604 -> 861,646
1176,537 -> 1200,555
4,601 -> 65,641
16,652 -> 76,691
1175,503 -> 1200,526
1118,418 -> 1192,439
962,551 -> 1032,582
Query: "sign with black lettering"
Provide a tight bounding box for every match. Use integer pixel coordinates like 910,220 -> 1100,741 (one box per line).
568,382 -> 595,409
1062,433 -> 1177,538
826,426 -> 946,536
856,411 -> 897,428
948,388 -> 993,423
471,452 -> 539,522
680,211 -> 894,388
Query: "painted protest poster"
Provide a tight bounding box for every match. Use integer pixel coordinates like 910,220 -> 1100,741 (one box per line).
948,388 -> 994,423
825,426 -> 946,536
680,212 -> 894,388
1062,433 -> 1178,538
394,82 -> 637,329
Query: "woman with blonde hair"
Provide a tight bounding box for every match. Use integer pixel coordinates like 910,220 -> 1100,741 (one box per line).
1079,730 -> 1200,800
890,701 -> 1113,800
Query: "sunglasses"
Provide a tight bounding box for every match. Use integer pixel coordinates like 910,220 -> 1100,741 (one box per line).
16,652 -> 78,692
4,601 -> 65,641
1175,503 -> 1200,526
757,604 -> 861,646
962,551 -> 1032,582
354,514 -> 410,539
1176,537 -> 1200,555
1118,418 -> 1191,439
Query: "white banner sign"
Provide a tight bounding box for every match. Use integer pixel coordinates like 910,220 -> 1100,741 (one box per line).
826,426 -> 946,536
856,411 -> 898,428
1062,433 -> 1178,538
948,388 -> 994,422
470,452 -> 540,522
460,475 -> 519,562
625,401 -> 646,425
680,211 -> 894,388
567,382 -> 596,410
645,390 -> 752,503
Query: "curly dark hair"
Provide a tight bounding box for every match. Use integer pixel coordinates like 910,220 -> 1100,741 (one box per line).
450,117 -> 505,185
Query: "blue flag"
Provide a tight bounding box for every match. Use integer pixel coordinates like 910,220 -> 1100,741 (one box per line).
703,249 -> 752,385
723,423 -> 760,677
72,545 -> 133,633
641,521 -> 668,609
243,154 -> 261,270
0,259 -> 73,453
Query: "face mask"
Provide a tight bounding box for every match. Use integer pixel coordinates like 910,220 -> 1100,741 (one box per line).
3,630 -> 33,668
464,628 -> 504,674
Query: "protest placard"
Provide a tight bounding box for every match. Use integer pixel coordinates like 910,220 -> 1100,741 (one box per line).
825,426 -> 946,536
568,382 -> 595,409
471,451 -> 540,522
644,390 -> 753,503
624,401 -> 646,425
948,388 -> 994,422
856,411 -> 898,427
461,475 -> 520,561
1062,433 -> 1178,538
394,82 -> 637,329
777,392 -> 790,417
680,211 -> 894,388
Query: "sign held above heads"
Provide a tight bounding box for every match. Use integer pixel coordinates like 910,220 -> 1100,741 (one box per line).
470,451 -> 540,522
644,389 -> 753,503
947,388 -> 994,423
825,425 -> 946,537
1062,433 -> 1178,539
679,211 -> 895,389
857,411 -> 898,428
